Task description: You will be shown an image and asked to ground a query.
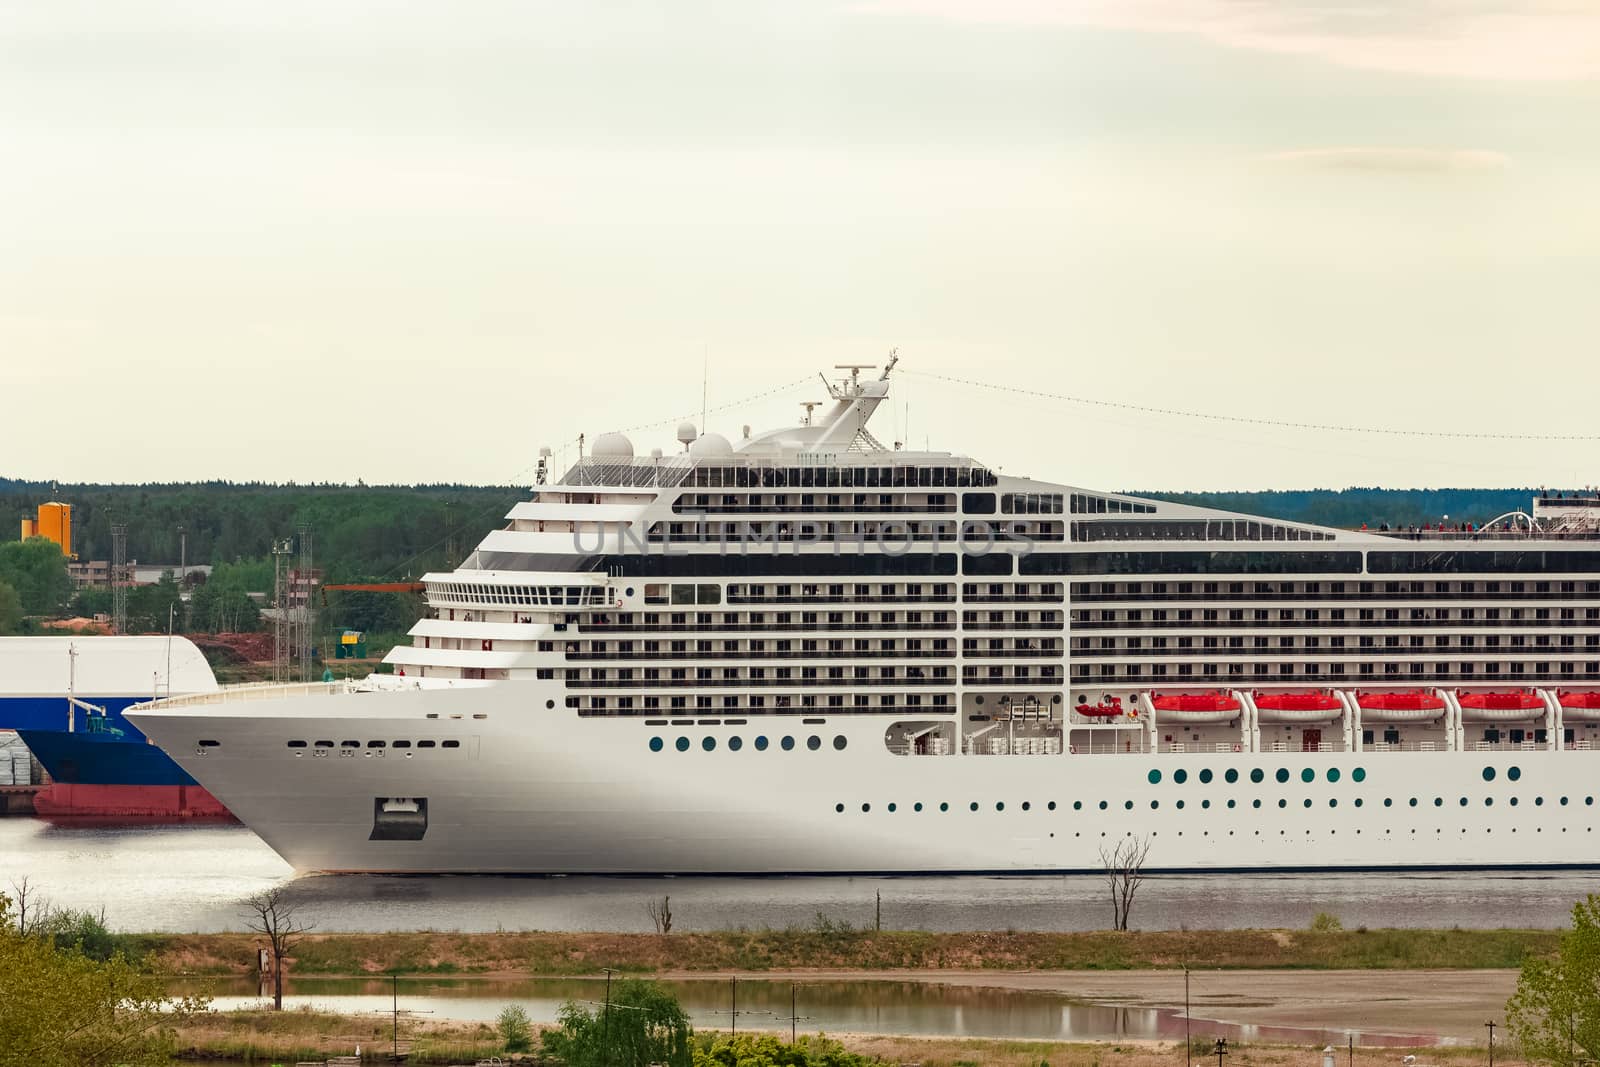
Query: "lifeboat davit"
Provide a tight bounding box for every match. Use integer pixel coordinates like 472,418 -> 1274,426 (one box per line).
1558,691 -> 1600,722
1254,691 -> 1342,724
1356,690 -> 1445,723
1153,692 -> 1241,724
1458,691 -> 1545,722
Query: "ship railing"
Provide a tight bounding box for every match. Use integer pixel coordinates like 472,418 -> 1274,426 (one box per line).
1362,740 -> 1456,753
141,680 -> 358,711
1466,740 -> 1552,752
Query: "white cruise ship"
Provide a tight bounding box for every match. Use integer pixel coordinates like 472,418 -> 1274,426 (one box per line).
130,363 -> 1600,873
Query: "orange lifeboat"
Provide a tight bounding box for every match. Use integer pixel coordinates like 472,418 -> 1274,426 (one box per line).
1254,691 -> 1342,723
1153,692 -> 1240,723
1558,691 -> 1600,722
1355,690 -> 1445,723
1075,696 -> 1125,719
1458,691 -> 1543,710
1458,690 -> 1545,722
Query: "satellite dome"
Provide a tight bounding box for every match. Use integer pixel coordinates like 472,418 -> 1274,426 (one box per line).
689,431 -> 734,459
676,421 -> 699,448
591,432 -> 634,460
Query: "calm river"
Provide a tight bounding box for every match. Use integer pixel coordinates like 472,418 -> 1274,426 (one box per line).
2,818 -> 1592,933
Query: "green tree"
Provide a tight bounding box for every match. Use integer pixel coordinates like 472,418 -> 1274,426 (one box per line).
497,1004 -> 534,1053
0,894 -> 208,1067
0,538 -> 70,616
542,978 -> 692,1067
1507,894 -> 1600,1066
188,576 -> 261,633
0,581 -> 21,635
125,571 -> 183,633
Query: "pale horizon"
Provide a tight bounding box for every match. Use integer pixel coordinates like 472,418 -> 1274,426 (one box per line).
4,1 -> 1597,491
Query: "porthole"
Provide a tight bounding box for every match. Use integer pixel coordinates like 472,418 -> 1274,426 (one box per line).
1225,769 -> 1239,783
649,737 -> 664,752
914,802 -> 924,812
888,803 -> 897,812
940,802 -> 950,812
781,736 -> 795,751
996,802 -> 1005,812
1328,799 -> 1337,808
1176,799 -> 1185,810
755,736 -> 769,751
625,587 -> 635,597
546,700 -> 555,709
1099,801 -> 1108,810
1326,768 -> 1340,783
1352,767 -> 1366,782
807,735 -> 822,751
1353,798 -> 1362,808
1408,797 -> 1417,807
1252,799 -> 1261,809
1199,769 -> 1214,784
1434,797 -> 1443,807
970,802 -> 979,812
1485,797 -> 1493,806
1537,796 -> 1545,806
702,737 -> 716,752
862,803 -> 871,813
1384,798 -> 1392,807
1226,799 -> 1235,808
1588,797 -> 1594,807
1278,799 -> 1287,809
836,803 -> 845,813
1301,768 -> 1315,784
833,735 -> 847,751
1148,769 -> 1162,785
1482,767 -> 1496,782
1511,797 -> 1519,806
1250,768 -> 1264,783
1124,800 -> 1134,810
1174,769 -> 1189,784
1202,799 -> 1211,809
1048,801 -> 1057,811
1458,797 -> 1468,806
1275,768 -> 1290,783
1303,799 -> 1312,809
1561,796 -> 1570,806
729,736 -> 743,751
1022,801 -> 1031,811
675,737 -> 690,752
1151,800 -> 1161,810
1508,766 -> 1522,781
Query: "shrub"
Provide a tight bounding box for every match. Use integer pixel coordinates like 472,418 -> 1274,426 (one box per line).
1310,912 -> 1344,932
497,1004 -> 533,1053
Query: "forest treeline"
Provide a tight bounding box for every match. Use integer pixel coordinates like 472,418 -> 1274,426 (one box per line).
1139,487 -> 1541,528
0,479 -> 524,581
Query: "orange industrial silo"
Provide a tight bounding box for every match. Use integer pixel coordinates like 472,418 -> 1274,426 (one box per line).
36,502 -> 72,557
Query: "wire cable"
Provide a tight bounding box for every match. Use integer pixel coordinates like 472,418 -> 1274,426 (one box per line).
903,369 -> 1600,442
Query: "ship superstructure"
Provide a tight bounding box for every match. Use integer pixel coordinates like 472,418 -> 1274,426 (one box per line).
129,364 -> 1600,872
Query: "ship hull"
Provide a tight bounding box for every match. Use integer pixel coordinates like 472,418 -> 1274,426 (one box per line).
131,683 -> 1600,874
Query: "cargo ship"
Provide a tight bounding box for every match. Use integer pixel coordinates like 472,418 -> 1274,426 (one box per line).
4,636 -> 230,817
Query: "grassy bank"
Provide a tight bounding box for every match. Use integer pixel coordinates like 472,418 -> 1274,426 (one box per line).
145,926 -> 1558,978
170,1007 -> 504,1063
166,1011 -> 1510,1066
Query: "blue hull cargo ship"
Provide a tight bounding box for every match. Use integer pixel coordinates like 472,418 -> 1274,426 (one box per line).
2,636 -> 228,816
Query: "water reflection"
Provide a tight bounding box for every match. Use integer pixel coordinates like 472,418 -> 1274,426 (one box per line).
4,818 -> 1593,935
173,976 -> 1448,1046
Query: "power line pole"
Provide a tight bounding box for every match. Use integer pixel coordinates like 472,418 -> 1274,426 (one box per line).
296,525 -> 315,682
272,538 -> 293,683
1486,1020 -> 1497,1067
110,523 -> 128,635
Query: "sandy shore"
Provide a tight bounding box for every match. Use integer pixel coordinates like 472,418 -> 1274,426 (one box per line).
662,968 -> 1518,1043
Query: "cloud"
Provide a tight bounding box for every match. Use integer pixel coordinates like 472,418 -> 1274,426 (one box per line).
1259,147 -> 1513,173
852,0 -> 1600,82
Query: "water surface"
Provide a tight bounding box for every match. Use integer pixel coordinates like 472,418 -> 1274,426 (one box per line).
3,818 -> 1592,933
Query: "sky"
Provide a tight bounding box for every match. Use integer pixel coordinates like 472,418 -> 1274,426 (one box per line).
2,0 -> 1598,491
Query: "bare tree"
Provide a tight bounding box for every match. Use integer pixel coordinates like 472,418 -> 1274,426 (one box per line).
241,886 -> 314,1010
646,894 -> 673,934
9,876 -> 52,936
1100,835 -> 1152,931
